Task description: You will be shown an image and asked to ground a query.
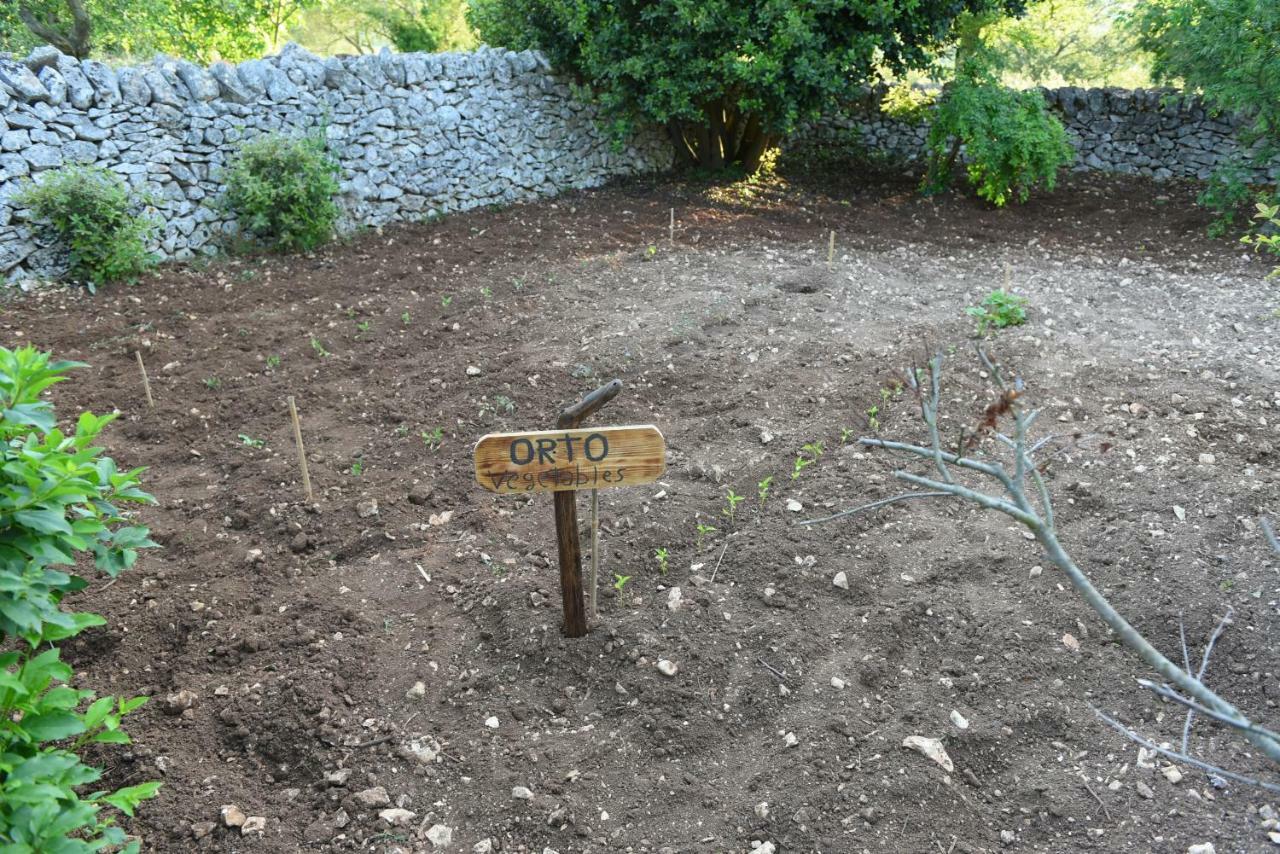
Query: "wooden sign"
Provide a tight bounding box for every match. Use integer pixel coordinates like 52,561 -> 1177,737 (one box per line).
474,425 -> 665,495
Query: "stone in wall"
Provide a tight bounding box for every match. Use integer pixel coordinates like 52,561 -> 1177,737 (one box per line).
0,43 -> 671,283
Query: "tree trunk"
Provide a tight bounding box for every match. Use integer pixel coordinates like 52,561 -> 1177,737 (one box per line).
703,101 -> 726,171
735,114 -> 773,173
667,122 -> 699,170
19,0 -> 92,58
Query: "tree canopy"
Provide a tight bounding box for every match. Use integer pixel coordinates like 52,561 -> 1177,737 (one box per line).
468,0 -> 1027,173
0,0 -> 319,61
1131,0 -> 1280,153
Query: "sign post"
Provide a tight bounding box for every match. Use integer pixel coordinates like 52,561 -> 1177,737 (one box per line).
473,380 -> 665,637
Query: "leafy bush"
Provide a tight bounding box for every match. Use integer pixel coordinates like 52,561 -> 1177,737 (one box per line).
1242,202 -> 1280,277
924,76 -> 1072,206
1196,159 -> 1264,238
468,0 -> 1027,173
967,289 -> 1029,334
0,345 -> 160,852
221,131 -> 341,252
16,165 -> 157,289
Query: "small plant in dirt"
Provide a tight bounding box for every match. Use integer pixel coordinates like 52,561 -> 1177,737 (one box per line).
401,311 -> 412,324
441,295 -> 453,309
310,336 -> 331,358
220,130 -> 340,252
265,354 -> 281,370
350,458 -> 364,476
494,395 -> 516,414
202,376 -> 221,390
0,345 -> 161,851
654,547 -> 670,575
721,489 -> 745,527
355,320 -> 372,338
967,289 -> 1028,335
757,476 -> 773,508
791,441 -> 824,480
15,164 -> 157,289
612,573 -> 632,598
839,426 -> 856,444
866,405 -> 881,431
238,434 -> 264,448
480,286 -> 493,301
1242,202 -> 1280,277
421,427 -> 444,450
694,522 -> 716,550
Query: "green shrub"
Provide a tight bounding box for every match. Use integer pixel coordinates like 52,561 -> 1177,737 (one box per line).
0,345 -> 160,852
924,77 -> 1073,206
967,289 -> 1029,334
1242,202 -> 1280,277
468,0 -> 1027,173
221,131 -> 341,252
16,165 -> 157,289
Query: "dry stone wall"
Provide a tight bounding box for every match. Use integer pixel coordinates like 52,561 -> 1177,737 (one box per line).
3,44 -> 1277,284
0,43 -> 669,282
807,85 -> 1278,183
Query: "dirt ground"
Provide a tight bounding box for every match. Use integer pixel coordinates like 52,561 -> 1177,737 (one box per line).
6,168 -> 1280,854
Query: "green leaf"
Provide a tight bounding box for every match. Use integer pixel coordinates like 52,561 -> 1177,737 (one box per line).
103,781 -> 162,817
21,711 -> 86,742
12,509 -> 73,536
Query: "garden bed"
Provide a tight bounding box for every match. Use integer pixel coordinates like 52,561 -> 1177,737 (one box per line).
6,170 -> 1278,852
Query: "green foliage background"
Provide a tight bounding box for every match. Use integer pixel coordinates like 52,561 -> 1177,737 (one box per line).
467,0 -> 1027,171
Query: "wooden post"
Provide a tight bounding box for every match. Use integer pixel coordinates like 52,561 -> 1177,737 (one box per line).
827,230 -> 836,265
553,380 -> 622,637
287,395 -> 314,503
135,351 -> 154,409
669,208 -> 675,244
589,489 -> 600,619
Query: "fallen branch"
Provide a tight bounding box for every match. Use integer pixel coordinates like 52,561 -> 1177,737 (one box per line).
1092,707 -> 1280,795
813,350 -> 1280,778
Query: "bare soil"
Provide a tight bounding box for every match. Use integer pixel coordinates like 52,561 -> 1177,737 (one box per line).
6,170 -> 1280,854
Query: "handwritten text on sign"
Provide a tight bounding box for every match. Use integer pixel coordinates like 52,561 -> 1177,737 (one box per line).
474,425 -> 665,494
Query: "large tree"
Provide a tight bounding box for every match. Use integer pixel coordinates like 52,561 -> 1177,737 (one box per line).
468,0 -> 1025,172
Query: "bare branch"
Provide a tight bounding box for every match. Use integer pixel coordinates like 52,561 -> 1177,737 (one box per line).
798,491 -> 952,526
893,471 -> 1039,527
1263,517 -> 1279,556
1091,707 -> 1280,795
18,0 -> 92,57
1140,679 -> 1280,744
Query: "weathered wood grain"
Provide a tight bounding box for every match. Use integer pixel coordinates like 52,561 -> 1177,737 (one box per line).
474,425 -> 665,495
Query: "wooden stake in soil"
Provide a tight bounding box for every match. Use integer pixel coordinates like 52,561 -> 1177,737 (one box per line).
589,488 -> 600,619
135,351 -> 155,409
827,230 -> 836,265
287,395 -> 314,503
669,208 -> 675,244
473,383 -> 666,638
